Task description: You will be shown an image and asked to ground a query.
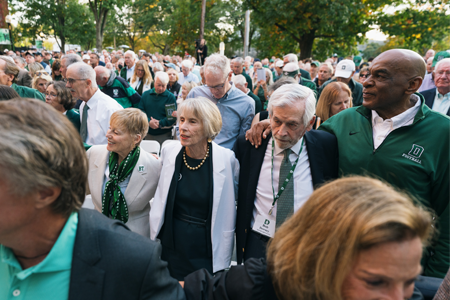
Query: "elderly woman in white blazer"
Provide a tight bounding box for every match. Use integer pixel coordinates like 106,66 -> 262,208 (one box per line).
150,97 -> 239,280
86,108 -> 161,238
130,60 -> 153,96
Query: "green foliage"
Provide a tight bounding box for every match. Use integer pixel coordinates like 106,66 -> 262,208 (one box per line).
360,42 -> 385,59
376,0 -> 450,54
11,0 -> 96,51
133,0 -> 234,55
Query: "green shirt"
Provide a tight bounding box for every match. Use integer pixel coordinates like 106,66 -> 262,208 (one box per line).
0,212 -> 78,299
247,90 -> 262,113
11,83 -> 45,101
319,96 -> 450,278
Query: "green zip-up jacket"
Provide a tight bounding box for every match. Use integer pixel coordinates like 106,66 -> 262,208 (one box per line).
138,88 -> 177,136
11,83 -> 45,101
319,94 -> 450,278
299,77 -> 317,97
99,71 -> 141,108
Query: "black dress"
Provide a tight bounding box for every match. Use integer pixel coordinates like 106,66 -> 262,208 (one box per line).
167,82 -> 182,98
159,145 -> 214,280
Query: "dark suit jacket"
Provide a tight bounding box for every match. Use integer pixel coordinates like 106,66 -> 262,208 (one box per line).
421,88 -> 450,116
69,209 -> 186,300
16,69 -> 32,88
233,130 -> 339,263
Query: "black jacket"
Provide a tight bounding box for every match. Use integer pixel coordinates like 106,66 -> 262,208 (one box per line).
232,128 -> 339,264
68,209 -> 185,300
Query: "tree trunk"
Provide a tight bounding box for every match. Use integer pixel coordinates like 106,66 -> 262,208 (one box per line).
96,21 -> 103,51
199,0 -> 206,40
298,30 -> 316,60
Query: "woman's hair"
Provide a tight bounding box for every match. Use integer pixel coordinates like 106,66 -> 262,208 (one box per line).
51,60 -> 61,80
267,176 -> 433,300
315,82 -> 352,121
48,81 -> 76,111
109,108 -> 148,146
0,84 -> 20,100
177,97 -> 222,140
131,60 -> 153,86
181,81 -> 198,98
28,62 -> 44,77
32,72 -> 52,91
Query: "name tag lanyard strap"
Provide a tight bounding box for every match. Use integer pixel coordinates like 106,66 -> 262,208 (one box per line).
269,138 -> 304,215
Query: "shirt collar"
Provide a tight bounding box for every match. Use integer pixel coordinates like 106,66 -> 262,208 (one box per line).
273,136 -> 304,157
86,88 -> 101,108
1,212 -> 78,278
371,94 -> 421,128
214,81 -> 234,102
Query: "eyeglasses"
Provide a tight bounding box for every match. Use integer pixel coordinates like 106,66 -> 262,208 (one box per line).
66,78 -> 87,85
359,73 -> 369,78
45,92 -> 58,98
206,77 -> 227,91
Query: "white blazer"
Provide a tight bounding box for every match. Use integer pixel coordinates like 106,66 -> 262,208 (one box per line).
130,79 -> 152,94
86,145 -> 161,238
150,141 -> 239,272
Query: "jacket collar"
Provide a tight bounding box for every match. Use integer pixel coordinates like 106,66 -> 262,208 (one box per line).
356,92 -> 429,125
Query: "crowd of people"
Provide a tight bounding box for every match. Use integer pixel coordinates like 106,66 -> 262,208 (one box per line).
0,45 -> 449,300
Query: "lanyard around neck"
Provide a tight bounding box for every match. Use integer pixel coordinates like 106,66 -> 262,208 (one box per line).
269,138 -> 304,215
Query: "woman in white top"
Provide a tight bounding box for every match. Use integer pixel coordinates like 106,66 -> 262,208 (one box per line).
86,108 -> 161,237
130,60 -> 154,96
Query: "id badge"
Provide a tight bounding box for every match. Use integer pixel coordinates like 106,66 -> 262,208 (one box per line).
252,213 -> 276,238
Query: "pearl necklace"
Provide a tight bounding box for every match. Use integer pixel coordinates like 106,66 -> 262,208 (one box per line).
183,145 -> 209,170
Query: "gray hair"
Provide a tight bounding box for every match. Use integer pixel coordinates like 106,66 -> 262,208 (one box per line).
319,62 -> 334,74
0,57 -> 20,80
95,66 -> 111,79
435,58 -> 450,72
233,74 -> 247,87
268,84 -> 316,127
284,53 -> 298,63
13,56 -> 26,65
125,50 -> 136,60
1,56 -> 15,64
181,59 -> 193,69
153,62 -> 164,72
67,62 -> 97,86
155,71 -> 169,85
234,57 -> 244,66
0,98 -> 87,217
178,96 -> 222,140
62,53 -> 82,67
204,54 -> 231,80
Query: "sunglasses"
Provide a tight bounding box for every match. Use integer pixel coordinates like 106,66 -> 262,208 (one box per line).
360,74 -> 369,78
35,71 -> 49,76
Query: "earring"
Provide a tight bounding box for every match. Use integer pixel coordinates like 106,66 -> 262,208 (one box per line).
207,138 -> 212,143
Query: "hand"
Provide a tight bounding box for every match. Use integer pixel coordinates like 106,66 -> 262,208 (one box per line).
171,111 -> 177,118
149,117 -> 159,129
151,153 -> 160,160
179,281 -> 185,288
245,119 -> 271,148
258,79 -> 265,87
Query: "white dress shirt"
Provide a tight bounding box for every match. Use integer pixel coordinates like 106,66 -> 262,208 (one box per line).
432,91 -> 450,115
126,64 -> 135,81
251,137 -> 313,226
372,95 -> 421,149
79,89 -> 123,145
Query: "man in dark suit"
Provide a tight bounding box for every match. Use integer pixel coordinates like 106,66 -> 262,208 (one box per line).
0,98 -> 185,300
421,58 -> 450,116
233,84 -> 338,264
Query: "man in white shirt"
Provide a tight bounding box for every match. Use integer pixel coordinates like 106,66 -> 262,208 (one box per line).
233,84 -> 338,263
66,62 -> 122,146
177,59 -> 199,85
421,58 -> 450,116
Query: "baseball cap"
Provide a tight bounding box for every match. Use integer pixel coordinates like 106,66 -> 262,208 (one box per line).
335,60 -> 355,78
35,52 -> 43,57
164,63 -> 177,70
275,60 -> 284,68
353,56 -> 362,67
269,58 -> 274,63
311,61 -> 320,68
254,58 -> 261,62
432,51 -> 450,67
25,51 -> 34,57
332,53 -> 338,57
82,54 -> 90,60
283,62 -> 300,77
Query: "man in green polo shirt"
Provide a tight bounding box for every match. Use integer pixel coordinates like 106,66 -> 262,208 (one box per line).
232,57 -> 254,92
0,57 -> 45,101
0,98 -> 186,300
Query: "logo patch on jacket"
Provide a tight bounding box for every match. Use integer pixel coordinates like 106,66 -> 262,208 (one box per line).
113,89 -> 119,97
402,144 -> 424,164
